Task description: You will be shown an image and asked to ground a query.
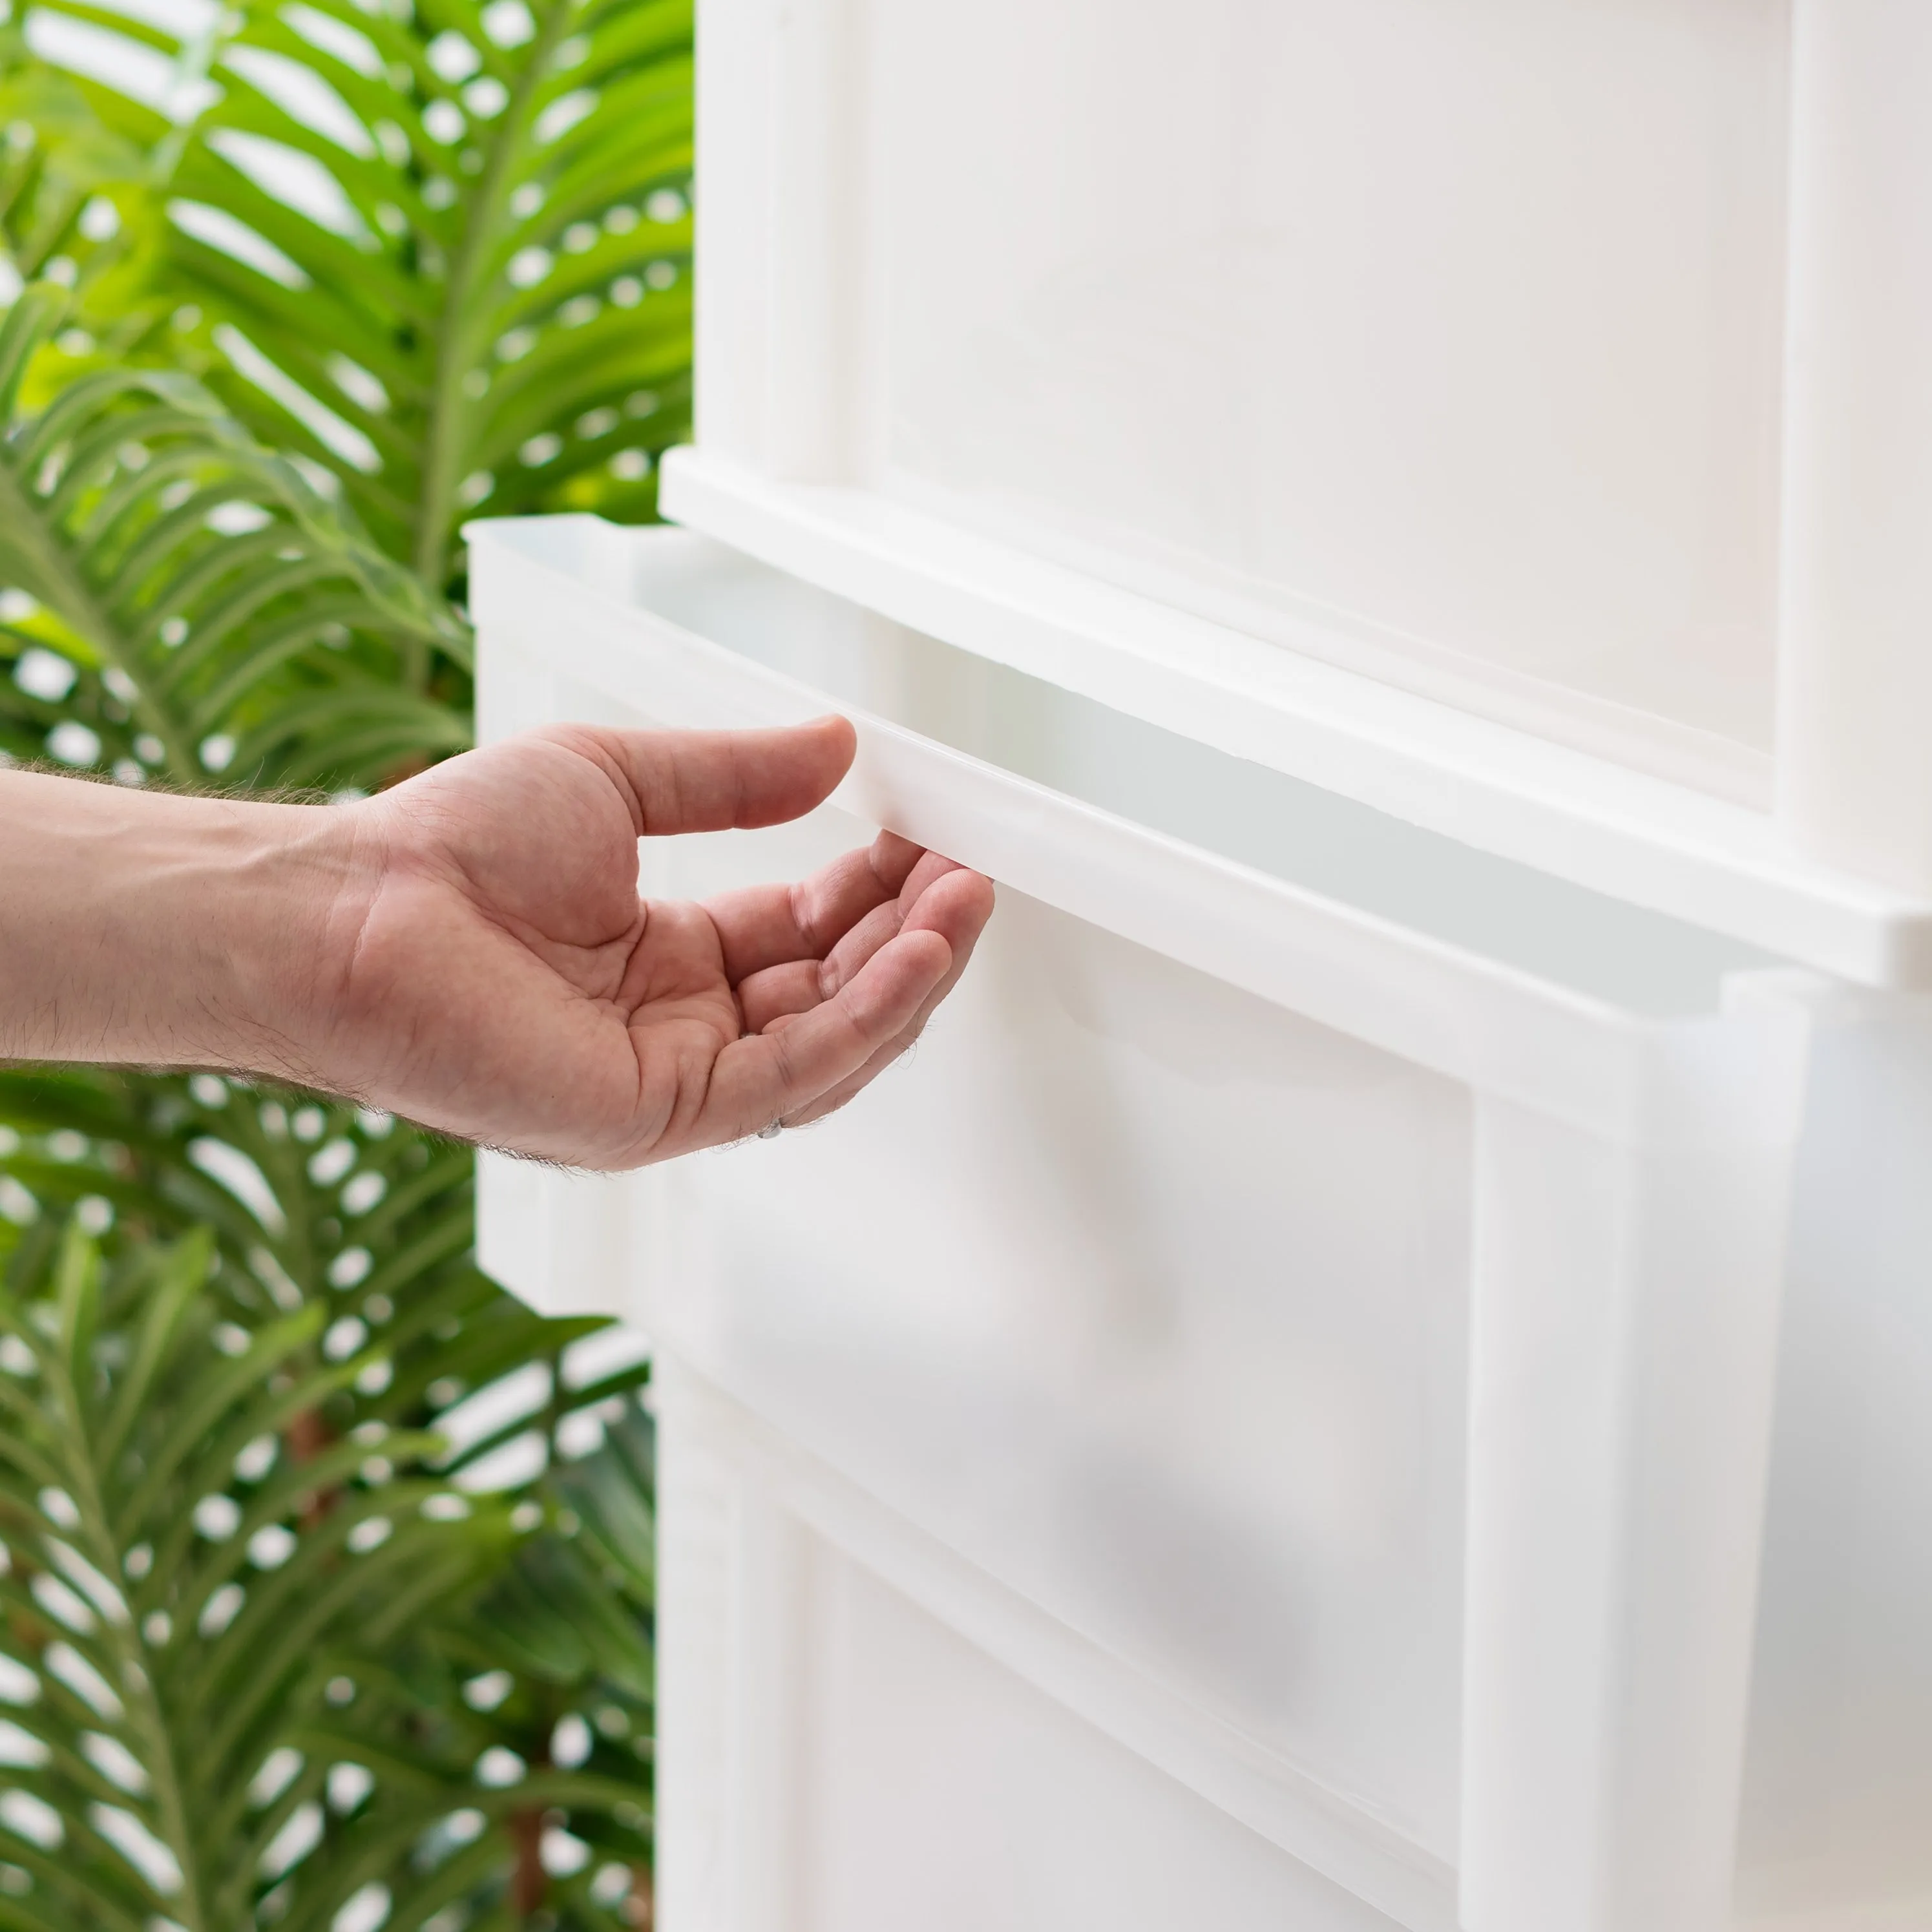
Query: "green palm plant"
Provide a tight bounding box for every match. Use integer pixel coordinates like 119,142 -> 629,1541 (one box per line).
0,0 -> 686,1914
0,33 -> 160,313
0,282 -> 467,786
0,1139 -> 657,1932
22,0 -> 693,596
0,1210 -> 516,1932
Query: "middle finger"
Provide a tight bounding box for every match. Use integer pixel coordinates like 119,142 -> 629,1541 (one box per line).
736,896 -> 908,1033
704,831 -> 924,982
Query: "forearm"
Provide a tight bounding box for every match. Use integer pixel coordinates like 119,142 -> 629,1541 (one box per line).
0,770 -> 366,1080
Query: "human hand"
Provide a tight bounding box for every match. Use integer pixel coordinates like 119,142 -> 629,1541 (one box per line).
318,717 -> 993,1168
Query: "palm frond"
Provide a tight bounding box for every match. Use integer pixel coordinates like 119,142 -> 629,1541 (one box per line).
0,1217 -> 510,1929
21,0 -> 693,593
0,1099 -> 656,1929
0,32 -> 169,361
0,284 -> 468,789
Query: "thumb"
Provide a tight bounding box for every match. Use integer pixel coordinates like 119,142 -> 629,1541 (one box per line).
543,715 -> 856,835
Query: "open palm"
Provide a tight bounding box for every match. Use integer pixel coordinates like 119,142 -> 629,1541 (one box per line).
328,717 -> 992,1167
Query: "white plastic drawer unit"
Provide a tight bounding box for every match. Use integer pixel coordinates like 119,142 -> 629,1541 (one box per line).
471,1 -> 1932,1929
671,0 -> 1932,980
472,520 -> 1932,1932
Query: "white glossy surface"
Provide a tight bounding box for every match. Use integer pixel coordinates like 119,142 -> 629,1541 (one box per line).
689,0 -> 1932,901
858,0 -> 1790,784
660,456 -> 1932,987
1776,5 -> 1932,895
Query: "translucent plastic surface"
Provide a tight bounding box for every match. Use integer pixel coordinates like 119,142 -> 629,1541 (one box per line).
474,519 -> 1818,1931
857,0 -> 1790,779
653,826 -> 1473,1853
629,536 -> 1776,1018
492,533 -> 1792,1882
784,1523 -> 1405,1931
1735,996 -> 1932,1924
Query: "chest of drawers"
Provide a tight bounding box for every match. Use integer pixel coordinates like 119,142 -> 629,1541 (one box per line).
474,6 -> 1932,1927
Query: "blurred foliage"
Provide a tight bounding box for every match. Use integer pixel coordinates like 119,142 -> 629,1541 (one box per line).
0,0 -> 688,1920
0,1075 -> 660,1932
6,0 -> 693,598
0,284 -> 468,788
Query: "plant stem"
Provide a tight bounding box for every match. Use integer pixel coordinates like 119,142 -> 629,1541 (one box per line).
413,0 -> 582,620
509,1803 -> 547,1917
50,1361 -> 211,1932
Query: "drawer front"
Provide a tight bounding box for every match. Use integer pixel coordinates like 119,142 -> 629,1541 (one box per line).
676,0 -> 1932,963
472,520 -> 1814,1932
656,1363 -> 1430,1932
651,806 -> 1473,1854
859,0 -> 1788,776
699,0 -> 1790,782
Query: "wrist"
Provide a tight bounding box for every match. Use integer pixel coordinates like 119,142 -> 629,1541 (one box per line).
0,770 -> 379,1081
200,797 -> 384,1087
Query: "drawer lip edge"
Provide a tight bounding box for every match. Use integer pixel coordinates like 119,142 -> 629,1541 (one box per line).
653,451 -> 1932,991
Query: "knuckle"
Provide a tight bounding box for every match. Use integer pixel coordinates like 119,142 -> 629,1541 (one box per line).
788,876 -> 815,952
765,1020 -> 802,1097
